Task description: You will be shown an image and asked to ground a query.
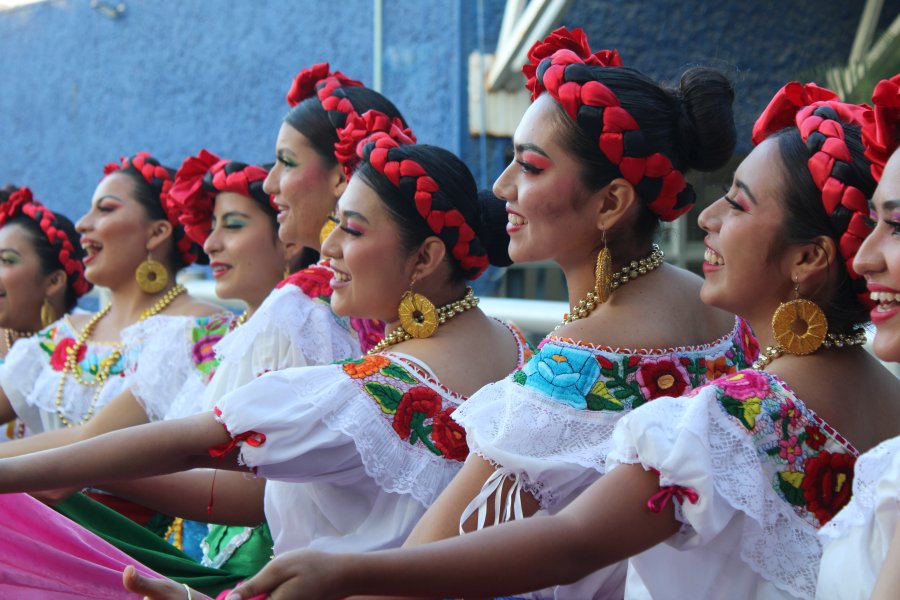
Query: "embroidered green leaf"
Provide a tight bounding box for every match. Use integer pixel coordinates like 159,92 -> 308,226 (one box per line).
363,382 -> 403,414
766,446 -> 781,456
381,363 -> 417,384
778,471 -> 806,506
586,393 -> 625,412
721,395 -> 755,430
612,386 -> 634,400
513,370 -> 527,385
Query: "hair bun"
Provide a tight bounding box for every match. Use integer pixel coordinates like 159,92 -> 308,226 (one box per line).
675,67 -> 737,172
475,189 -> 512,268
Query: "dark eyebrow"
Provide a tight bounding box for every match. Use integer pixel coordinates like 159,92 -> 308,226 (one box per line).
0,248 -> 21,255
343,209 -> 370,224
883,199 -> 900,211
514,143 -> 550,158
95,194 -> 126,204
734,179 -> 758,205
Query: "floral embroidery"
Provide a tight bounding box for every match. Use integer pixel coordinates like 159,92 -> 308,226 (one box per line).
342,356 -> 468,462
190,314 -> 232,379
736,318 -> 761,363
511,318 -> 757,413
278,264 -> 333,301
714,370 -> 858,527
350,317 -> 385,354
39,321 -> 125,382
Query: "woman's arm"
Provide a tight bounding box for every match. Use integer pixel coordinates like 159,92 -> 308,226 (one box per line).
101,470 -> 266,526
871,517 -> 900,600
0,388 -> 148,459
0,388 -> 17,427
227,464 -> 680,600
0,411 -> 245,494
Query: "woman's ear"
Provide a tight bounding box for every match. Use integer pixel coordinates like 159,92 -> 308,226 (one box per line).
409,236 -> 448,282
43,269 -> 66,300
331,165 -> 348,200
595,177 -> 637,231
145,219 -> 174,253
792,235 -> 838,292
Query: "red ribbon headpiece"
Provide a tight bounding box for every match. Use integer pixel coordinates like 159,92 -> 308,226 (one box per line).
753,82 -> 876,308
168,150 -> 272,245
524,27 -> 692,222
104,152 -> 200,266
0,188 -> 92,298
862,75 -> 900,183
360,133 -> 489,280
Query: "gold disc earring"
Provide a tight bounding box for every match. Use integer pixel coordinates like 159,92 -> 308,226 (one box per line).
319,213 -> 337,247
398,286 -> 438,339
595,229 -> 613,304
771,281 -> 827,356
40,299 -> 57,328
135,252 -> 169,294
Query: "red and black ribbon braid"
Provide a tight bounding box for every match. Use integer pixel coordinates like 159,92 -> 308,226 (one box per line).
335,109 -> 416,179
169,150 -> 271,245
862,75 -> 900,183
0,188 -> 92,297
361,132 -> 489,279
523,27 -> 693,222
753,83 -> 876,309
104,152 -> 199,266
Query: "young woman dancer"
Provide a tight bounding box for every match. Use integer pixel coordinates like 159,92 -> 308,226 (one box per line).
211,81 -> 900,600
816,74 -> 900,600
0,186 -> 90,441
384,27 -> 755,599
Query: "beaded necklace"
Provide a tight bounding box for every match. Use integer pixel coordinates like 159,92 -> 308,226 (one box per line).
3,328 -> 36,354
752,329 -> 868,371
367,287 -> 479,355
55,284 -> 187,428
228,311 -> 249,331
561,244 -> 665,326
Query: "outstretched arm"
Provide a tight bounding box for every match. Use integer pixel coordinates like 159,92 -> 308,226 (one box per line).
226,464 -> 680,600
0,411 -> 244,495
0,388 -> 149,459
872,518 -> 900,600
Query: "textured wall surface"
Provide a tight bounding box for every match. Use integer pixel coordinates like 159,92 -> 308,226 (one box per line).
1,0 -> 896,219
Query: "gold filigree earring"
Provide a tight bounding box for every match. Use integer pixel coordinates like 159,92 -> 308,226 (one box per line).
397,278 -> 438,339
40,299 -> 57,328
771,278 -> 827,356
135,251 -> 168,294
595,228 -> 612,304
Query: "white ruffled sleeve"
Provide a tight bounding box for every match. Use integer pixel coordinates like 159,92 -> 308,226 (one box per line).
817,436 -> 900,600
122,314 -> 232,422
0,333 -> 48,432
607,370 -> 857,600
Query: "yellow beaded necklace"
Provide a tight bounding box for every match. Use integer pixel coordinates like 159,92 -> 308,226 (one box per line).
55,284 -> 187,428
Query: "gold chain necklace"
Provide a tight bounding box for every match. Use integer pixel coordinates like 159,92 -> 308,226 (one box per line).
562,244 -> 665,325
367,288 -> 479,355
228,311 -> 249,331
752,329 -> 868,370
4,328 -> 36,354
55,284 -> 187,428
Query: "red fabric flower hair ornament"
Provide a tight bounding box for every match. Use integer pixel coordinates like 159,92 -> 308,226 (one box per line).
335,109 -> 416,178
752,81 -> 876,308
359,133 -> 490,279
104,152 -> 200,266
0,188 -> 92,297
168,150 -> 272,245
862,74 -> 900,183
523,27 -> 692,221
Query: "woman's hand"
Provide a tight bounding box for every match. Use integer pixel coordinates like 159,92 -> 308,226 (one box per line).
122,565 -> 212,600
29,485 -> 80,505
223,549 -> 339,600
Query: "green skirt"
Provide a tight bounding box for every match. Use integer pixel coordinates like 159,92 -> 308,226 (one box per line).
55,493 -> 271,596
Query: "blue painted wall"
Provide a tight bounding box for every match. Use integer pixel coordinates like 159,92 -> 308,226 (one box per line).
1,0 -> 896,221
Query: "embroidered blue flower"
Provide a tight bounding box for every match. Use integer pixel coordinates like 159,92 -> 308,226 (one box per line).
522,343 -> 600,409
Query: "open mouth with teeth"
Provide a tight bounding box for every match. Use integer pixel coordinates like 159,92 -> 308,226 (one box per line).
704,247 -> 724,266
332,269 -> 351,283
507,213 -> 528,226
871,291 -> 900,313
81,241 -> 103,261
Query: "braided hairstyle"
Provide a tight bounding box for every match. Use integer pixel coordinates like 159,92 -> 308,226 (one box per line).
104,152 -> 206,269
525,27 -> 736,242
168,149 -> 275,246
752,82 -> 878,332
355,134 -> 511,283
284,63 -> 411,177
0,187 -> 91,312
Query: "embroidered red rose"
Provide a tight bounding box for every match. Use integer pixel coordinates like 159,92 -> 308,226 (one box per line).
431,408 -> 468,462
805,425 -> 827,450
596,355 -> 614,370
636,357 -> 690,400
802,450 -> 856,525
279,265 -> 333,299
50,338 -> 86,371
392,386 -> 442,440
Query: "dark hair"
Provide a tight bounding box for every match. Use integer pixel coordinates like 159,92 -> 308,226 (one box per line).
0,186 -> 86,312
114,160 -> 207,268
285,86 -> 407,166
204,160 -> 278,235
355,144 -> 511,283
548,66 -> 736,242
770,123 -> 875,332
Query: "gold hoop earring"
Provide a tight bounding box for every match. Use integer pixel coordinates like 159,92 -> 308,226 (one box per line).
135,252 -> 169,294
595,228 -> 612,304
319,213 -> 337,247
40,299 -> 57,328
397,283 -> 438,339
772,281 -> 827,356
